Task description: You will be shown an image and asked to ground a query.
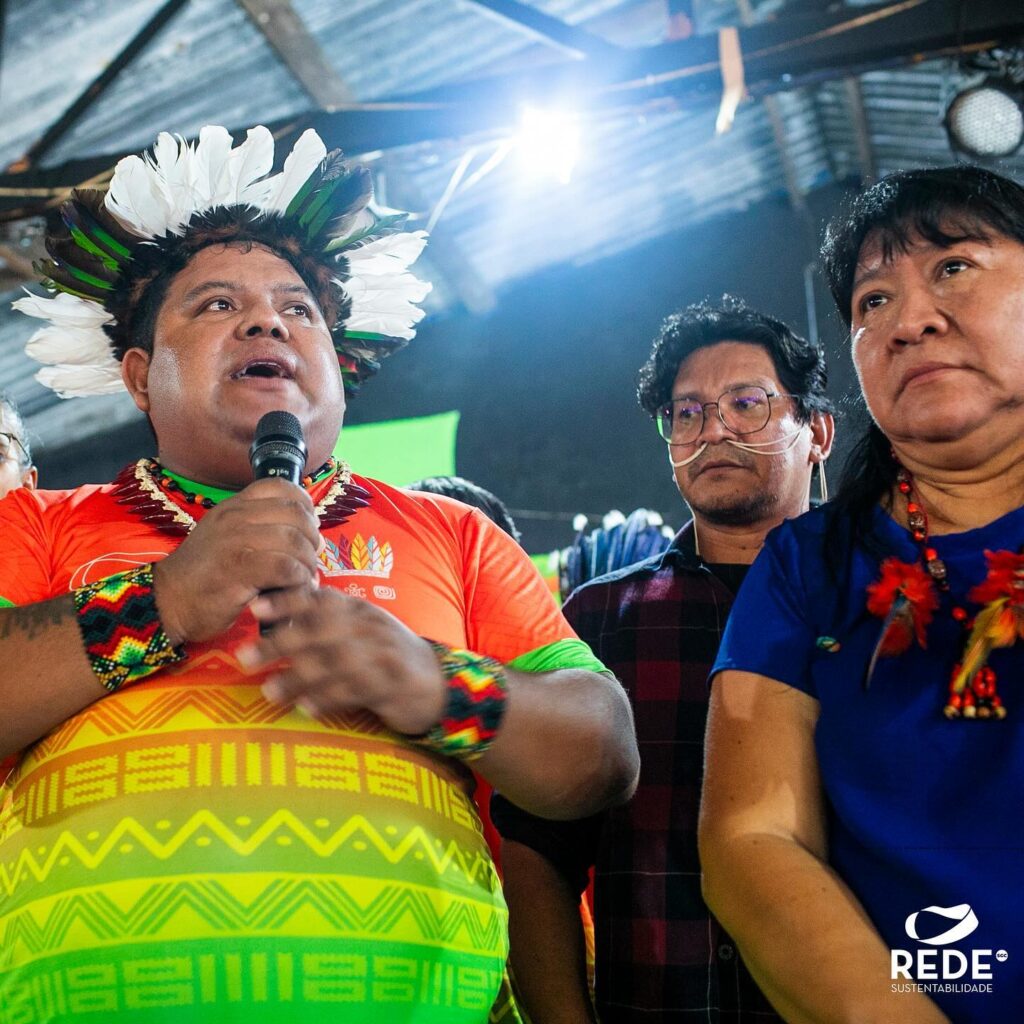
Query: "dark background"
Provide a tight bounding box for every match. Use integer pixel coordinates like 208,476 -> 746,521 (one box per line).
36,182 -> 865,554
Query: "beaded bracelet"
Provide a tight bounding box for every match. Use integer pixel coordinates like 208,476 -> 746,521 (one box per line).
410,641 -> 509,762
73,563 -> 187,692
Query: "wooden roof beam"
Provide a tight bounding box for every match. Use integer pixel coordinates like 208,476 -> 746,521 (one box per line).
235,0 -> 356,111
463,0 -> 620,60
235,0 -> 494,314
843,75 -> 877,185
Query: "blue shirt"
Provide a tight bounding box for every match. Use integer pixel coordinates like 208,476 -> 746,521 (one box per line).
713,503 -> 1024,1023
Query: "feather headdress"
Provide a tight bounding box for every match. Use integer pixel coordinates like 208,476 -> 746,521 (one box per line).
14,125 -> 431,398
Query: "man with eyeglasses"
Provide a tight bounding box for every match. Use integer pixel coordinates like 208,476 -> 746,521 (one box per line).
493,297 -> 833,1023
0,394 -> 36,499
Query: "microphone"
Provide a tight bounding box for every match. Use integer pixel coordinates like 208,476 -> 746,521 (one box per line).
250,412 -> 308,635
249,411 -> 307,485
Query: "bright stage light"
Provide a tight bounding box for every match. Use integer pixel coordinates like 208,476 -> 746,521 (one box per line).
945,79 -> 1024,159
515,107 -> 581,185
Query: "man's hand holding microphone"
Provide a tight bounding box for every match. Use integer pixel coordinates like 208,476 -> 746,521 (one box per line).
152,411 -> 445,732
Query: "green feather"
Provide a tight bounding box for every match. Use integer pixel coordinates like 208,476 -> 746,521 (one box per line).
89,222 -> 131,260
35,268 -> 98,302
340,330 -> 387,341
69,226 -> 120,272
63,201 -> 132,263
298,175 -> 347,230
283,171 -> 322,219
63,264 -> 115,291
305,195 -> 341,240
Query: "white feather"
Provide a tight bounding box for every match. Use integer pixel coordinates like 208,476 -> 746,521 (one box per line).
344,272 -> 432,339
262,129 -> 327,212
12,291 -> 112,328
229,125 -> 276,206
36,362 -> 124,399
345,231 -> 428,275
192,125 -> 234,209
105,155 -> 172,238
347,271 -> 432,306
25,324 -> 117,366
148,133 -> 195,234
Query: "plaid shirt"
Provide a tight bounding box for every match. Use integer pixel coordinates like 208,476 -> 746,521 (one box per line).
492,525 -> 781,1022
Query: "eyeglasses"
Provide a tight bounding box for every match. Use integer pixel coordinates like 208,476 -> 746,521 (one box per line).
0,432 -> 29,466
658,385 -> 796,445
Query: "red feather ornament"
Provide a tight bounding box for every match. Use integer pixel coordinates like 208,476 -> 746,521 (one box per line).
865,466 -> 1019,717
864,558 -> 939,688
866,558 -> 939,653
948,550 -> 1024,698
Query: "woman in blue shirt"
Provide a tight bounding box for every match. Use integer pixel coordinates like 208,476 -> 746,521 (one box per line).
701,166 -> 1024,1024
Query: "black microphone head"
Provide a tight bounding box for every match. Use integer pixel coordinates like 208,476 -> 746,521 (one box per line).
254,410 -> 303,447
250,410 -> 308,484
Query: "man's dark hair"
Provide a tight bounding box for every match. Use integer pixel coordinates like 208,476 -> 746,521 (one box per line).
822,165 -> 1024,557
822,165 -> 1024,329
0,393 -> 31,467
636,295 -> 832,422
408,475 -> 522,543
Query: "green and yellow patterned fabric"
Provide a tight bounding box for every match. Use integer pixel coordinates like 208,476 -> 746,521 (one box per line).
0,476 -> 604,1022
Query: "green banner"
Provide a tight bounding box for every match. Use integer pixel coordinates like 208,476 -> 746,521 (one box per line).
334,411 -> 460,485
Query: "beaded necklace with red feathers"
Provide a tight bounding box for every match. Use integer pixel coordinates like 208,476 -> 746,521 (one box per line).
866,463 -> 1024,719
111,457 -> 371,536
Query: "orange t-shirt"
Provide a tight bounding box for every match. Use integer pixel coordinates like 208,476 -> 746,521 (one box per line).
0,471 -> 600,1024
0,472 -> 573,658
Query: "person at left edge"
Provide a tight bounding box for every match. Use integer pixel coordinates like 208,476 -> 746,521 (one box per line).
0,392 -> 37,499
0,125 -> 639,1024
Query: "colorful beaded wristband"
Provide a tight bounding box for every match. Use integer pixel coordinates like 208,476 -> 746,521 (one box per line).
411,641 -> 509,762
73,564 -> 187,692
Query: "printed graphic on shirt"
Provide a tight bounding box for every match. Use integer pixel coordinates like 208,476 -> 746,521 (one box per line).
318,534 -> 394,578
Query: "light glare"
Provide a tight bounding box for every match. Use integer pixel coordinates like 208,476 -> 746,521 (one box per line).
515,107 -> 581,185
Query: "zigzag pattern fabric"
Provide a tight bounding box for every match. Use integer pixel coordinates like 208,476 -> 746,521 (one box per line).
0,675 -> 511,1023
72,564 -> 186,691
0,473 -> 597,1022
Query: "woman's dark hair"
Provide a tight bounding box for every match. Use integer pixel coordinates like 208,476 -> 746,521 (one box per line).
636,295 -> 833,422
822,165 -> 1024,558
822,165 -> 1024,329
408,475 -> 521,543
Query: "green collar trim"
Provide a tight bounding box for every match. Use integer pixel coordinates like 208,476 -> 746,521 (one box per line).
162,470 -> 236,505
162,461 -> 338,505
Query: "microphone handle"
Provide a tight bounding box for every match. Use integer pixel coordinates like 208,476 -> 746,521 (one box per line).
251,441 -> 304,486
252,447 -> 306,635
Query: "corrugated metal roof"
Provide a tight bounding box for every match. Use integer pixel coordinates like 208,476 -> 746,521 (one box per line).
0,0 -> 1022,450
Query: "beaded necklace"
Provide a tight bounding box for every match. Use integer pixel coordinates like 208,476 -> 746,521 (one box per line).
111,457 -> 371,536
866,464 -> 1024,719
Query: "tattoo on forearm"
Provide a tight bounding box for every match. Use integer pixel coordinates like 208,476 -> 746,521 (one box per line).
0,599 -> 75,640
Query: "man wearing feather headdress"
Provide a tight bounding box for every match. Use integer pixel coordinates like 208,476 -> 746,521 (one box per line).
0,125 -> 638,1024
